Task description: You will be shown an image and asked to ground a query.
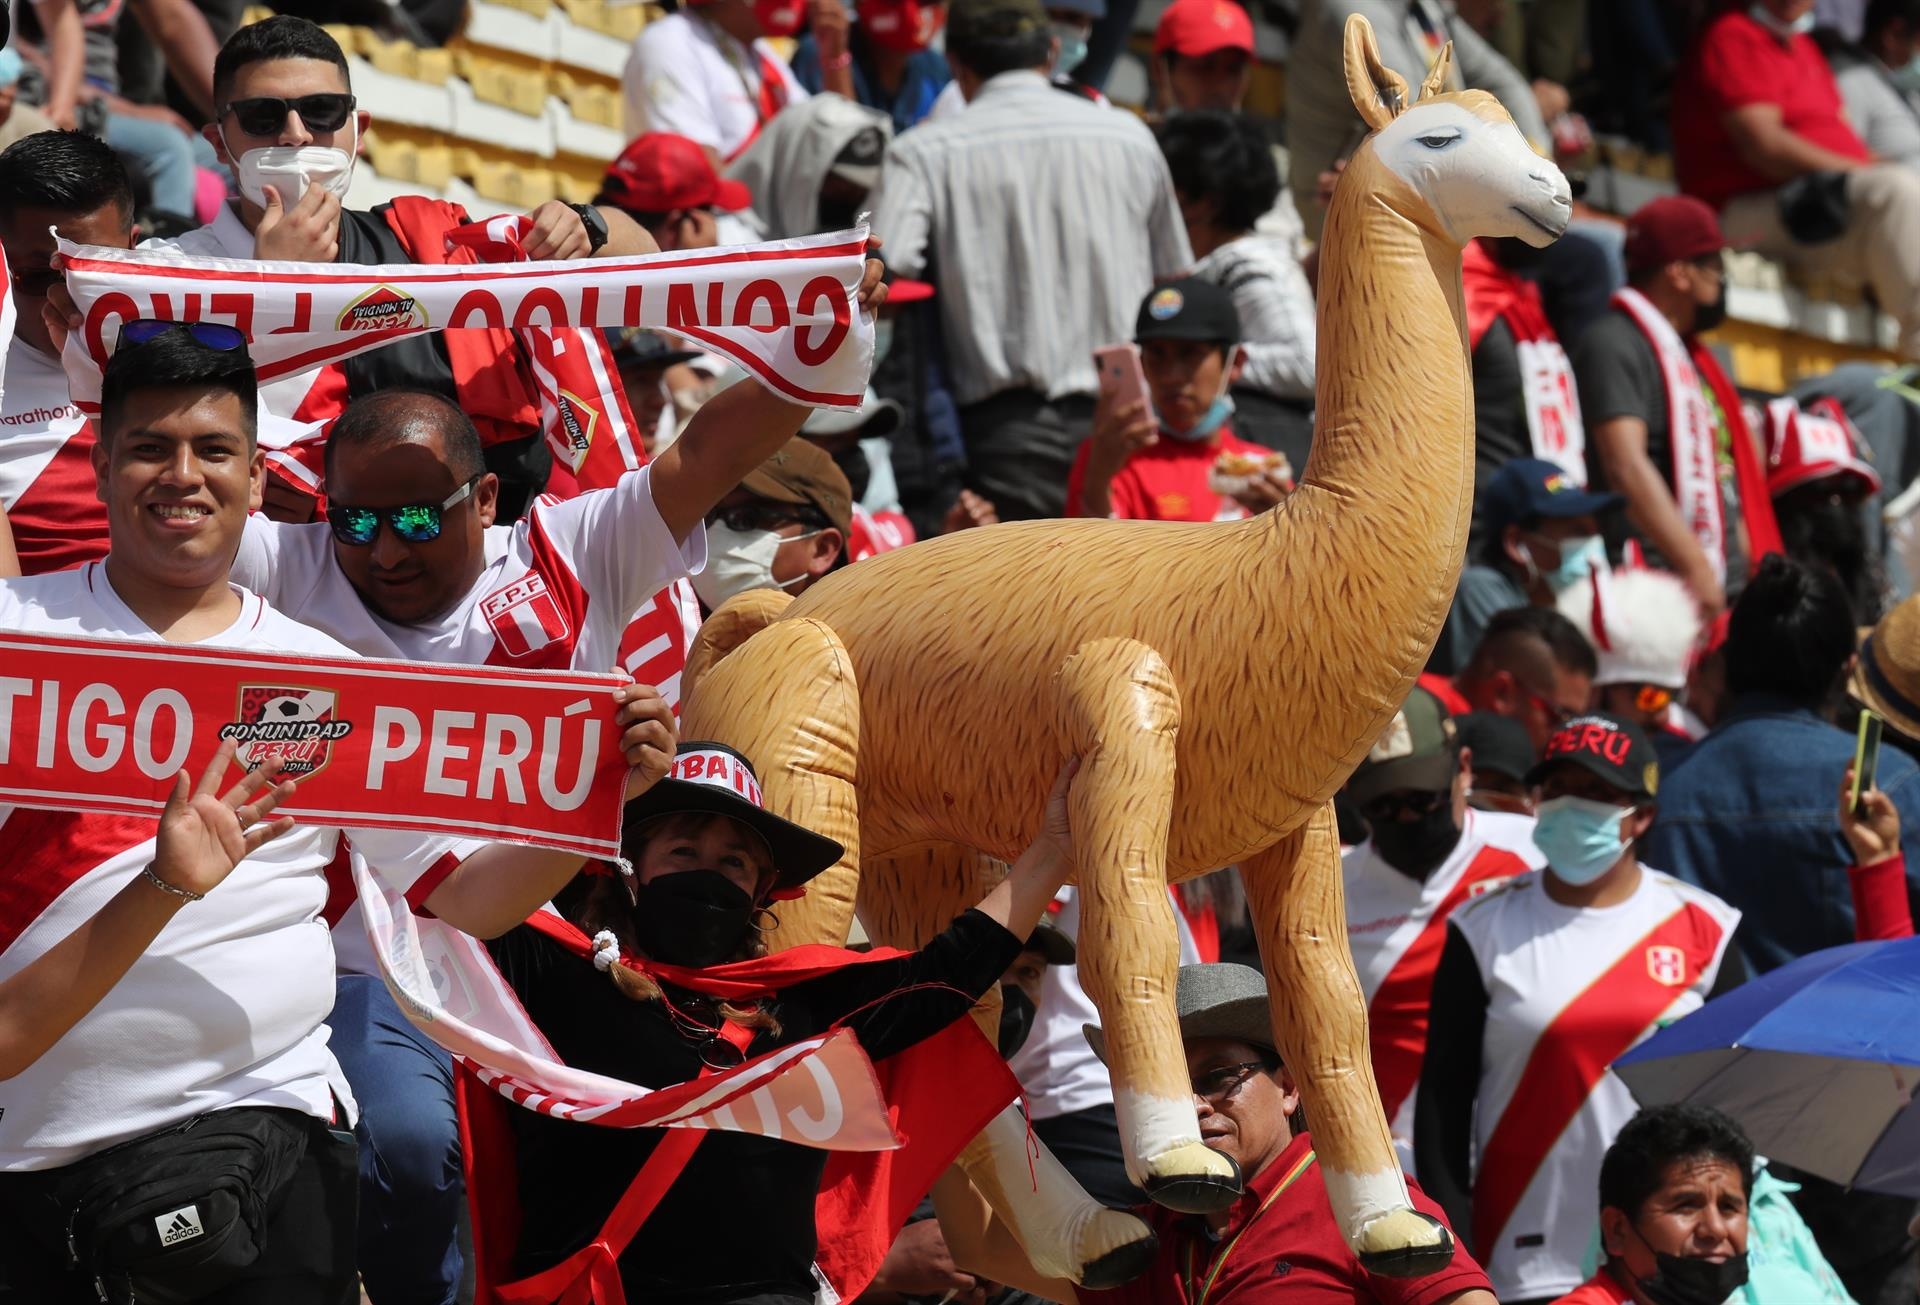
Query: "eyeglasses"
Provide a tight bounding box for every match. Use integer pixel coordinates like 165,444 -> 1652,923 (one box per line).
1190,1061 -> 1269,1102
705,502 -> 829,534
114,319 -> 248,355
1360,788 -> 1447,825
223,93 -> 357,136
327,476 -> 480,546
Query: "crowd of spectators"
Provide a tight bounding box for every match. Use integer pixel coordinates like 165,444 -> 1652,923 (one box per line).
2,0 -> 1920,1303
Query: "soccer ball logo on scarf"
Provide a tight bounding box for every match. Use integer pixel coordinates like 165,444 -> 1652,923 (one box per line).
220,685 -> 352,780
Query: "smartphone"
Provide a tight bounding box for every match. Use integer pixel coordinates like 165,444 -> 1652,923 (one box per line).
1093,343 -> 1152,416
1851,708 -> 1885,815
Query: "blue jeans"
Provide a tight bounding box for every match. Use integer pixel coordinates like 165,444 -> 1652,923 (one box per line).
101,111 -> 215,217
328,973 -> 465,1305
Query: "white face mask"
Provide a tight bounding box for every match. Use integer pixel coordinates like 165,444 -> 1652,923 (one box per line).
690,523 -> 820,609
226,117 -> 358,210
1748,3 -> 1815,38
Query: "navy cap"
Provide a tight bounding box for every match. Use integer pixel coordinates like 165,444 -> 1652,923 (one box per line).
1134,278 -> 1240,346
1526,713 -> 1659,800
1484,458 -> 1621,536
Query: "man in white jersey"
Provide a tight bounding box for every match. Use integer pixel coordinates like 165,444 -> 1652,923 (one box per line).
0,130 -> 108,576
1414,715 -> 1744,1305
1341,687 -> 1542,1171
0,328 -> 673,1302
225,372 -> 827,1298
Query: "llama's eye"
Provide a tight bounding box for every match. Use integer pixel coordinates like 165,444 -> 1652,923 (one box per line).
1418,132 -> 1461,150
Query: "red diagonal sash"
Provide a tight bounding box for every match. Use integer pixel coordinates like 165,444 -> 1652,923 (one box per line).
0,807 -> 161,957
1367,844 -> 1530,1121
1471,901 -> 1725,1256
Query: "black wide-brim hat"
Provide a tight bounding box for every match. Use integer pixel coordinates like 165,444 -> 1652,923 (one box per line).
620,741 -> 843,899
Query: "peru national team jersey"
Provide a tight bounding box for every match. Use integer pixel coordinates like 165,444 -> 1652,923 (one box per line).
231,465 -> 705,692
0,564 -> 482,1170
1342,809 -> 1543,1162
0,338 -> 109,575
1447,869 -> 1739,1301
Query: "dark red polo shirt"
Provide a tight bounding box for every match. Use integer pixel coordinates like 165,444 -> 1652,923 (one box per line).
1673,11 -> 1870,209
1076,1132 -> 1491,1304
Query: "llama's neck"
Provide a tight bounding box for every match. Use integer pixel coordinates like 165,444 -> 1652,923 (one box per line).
1298,150 -> 1471,504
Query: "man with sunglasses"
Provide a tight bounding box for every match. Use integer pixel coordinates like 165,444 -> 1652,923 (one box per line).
1340,688 -> 1542,1172
0,130 -> 128,575
0,325 -> 677,1304
936,962 -> 1495,1304
1423,605 -> 1597,755
146,16 -> 658,520
691,435 -> 851,610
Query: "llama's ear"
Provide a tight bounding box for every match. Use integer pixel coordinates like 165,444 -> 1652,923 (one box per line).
1418,41 -> 1453,101
1343,14 -> 1407,131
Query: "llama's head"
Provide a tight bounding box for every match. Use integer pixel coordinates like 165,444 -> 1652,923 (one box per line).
1341,14 -> 1571,248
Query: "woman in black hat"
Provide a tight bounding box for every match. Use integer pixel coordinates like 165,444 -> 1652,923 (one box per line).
482,740 -> 1081,1302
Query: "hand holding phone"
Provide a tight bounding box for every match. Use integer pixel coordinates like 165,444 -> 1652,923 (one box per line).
1093,343 -> 1152,417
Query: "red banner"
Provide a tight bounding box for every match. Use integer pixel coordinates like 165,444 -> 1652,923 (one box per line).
0,630 -> 629,856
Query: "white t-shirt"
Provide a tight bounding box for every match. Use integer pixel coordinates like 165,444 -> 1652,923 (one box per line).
1008,888 -> 1201,1121
0,563 -> 482,1170
231,465 -> 704,680
0,338 -> 107,575
1447,868 -> 1740,1302
621,11 -> 808,160
1342,808 -> 1542,1164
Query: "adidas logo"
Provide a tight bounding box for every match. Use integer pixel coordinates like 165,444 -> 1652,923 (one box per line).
154,1205 -> 204,1247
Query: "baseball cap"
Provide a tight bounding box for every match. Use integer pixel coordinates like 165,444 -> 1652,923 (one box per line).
948,0 -> 1049,49
1048,0 -> 1108,19
739,436 -> 854,536
604,326 -> 701,370
1348,687 -> 1457,805
621,741 -> 843,898
802,386 -> 903,439
1085,962 -> 1274,1064
1763,396 -> 1882,499
1153,0 -> 1254,57
1623,196 -> 1727,276
1483,458 -> 1622,536
1526,713 -> 1660,800
1454,711 -> 1535,784
1134,278 -> 1240,346
600,133 -> 751,214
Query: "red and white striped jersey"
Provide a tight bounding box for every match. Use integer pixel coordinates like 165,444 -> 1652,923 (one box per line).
1448,867 -> 1739,1302
1342,808 -> 1543,1160
0,338 -> 109,575
230,465 -> 704,695
0,564 -> 479,1169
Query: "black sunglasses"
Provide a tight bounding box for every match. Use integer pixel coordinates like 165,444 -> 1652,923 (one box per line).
328,476 -> 481,546
223,93 -> 357,136
114,319 -> 248,355
1190,1061 -> 1269,1101
705,502 -> 829,534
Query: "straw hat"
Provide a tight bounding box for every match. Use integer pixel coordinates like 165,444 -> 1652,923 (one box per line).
1851,596 -> 1920,742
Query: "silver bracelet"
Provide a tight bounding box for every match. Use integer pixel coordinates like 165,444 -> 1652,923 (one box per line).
141,863 -> 204,903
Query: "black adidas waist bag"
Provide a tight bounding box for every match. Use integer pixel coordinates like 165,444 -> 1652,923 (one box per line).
14,1105 -> 309,1303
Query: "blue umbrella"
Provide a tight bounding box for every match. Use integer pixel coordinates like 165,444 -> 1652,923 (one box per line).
1613,936 -> 1920,1197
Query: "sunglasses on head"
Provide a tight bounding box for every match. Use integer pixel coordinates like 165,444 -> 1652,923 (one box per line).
223,93 -> 357,136
114,319 -> 248,355
328,476 -> 480,546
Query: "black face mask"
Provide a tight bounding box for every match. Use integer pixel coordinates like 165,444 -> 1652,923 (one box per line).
998,983 -> 1037,1058
631,870 -> 756,968
1370,804 -> 1461,881
1635,1250 -> 1749,1305
1692,282 -> 1729,334
832,441 -> 872,504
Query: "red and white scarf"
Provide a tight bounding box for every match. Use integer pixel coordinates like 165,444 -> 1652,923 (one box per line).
1464,240 -> 1585,481
1610,287 -> 1782,583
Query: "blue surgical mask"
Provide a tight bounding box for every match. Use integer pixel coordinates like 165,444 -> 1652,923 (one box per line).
1532,795 -> 1634,885
1162,389 -> 1236,443
1052,22 -> 1090,76
0,48 -> 20,89
1748,3 -> 1815,38
1531,534 -> 1605,594
1890,55 -> 1920,97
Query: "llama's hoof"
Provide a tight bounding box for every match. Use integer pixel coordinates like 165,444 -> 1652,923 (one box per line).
1140,1142 -> 1243,1213
1073,1209 -> 1159,1289
1354,1208 -> 1454,1279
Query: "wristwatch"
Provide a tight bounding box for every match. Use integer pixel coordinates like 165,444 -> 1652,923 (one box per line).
569,202 -> 609,254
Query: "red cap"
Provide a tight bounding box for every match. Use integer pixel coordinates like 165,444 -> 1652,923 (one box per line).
1623,195 -> 1726,274
884,277 -> 935,304
600,133 -> 751,214
1764,395 -> 1883,499
1153,0 -> 1253,57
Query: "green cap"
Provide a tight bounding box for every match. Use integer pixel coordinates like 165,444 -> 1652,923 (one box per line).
1348,687 -> 1457,805
948,0 -> 1049,48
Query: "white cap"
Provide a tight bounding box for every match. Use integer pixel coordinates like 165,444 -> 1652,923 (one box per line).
1558,567 -> 1703,689
803,387 -> 903,438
